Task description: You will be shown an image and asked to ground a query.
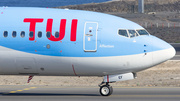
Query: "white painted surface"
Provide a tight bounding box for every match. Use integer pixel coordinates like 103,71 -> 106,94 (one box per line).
0,46 -> 175,76
103,73 -> 135,82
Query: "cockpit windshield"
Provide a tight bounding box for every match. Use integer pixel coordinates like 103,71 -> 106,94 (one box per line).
118,30 -> 129,37
128,30 -> 139,38
118,29 -> 150,38
136,29 -> 149,35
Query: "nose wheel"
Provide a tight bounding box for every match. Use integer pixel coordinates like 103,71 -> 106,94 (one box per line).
99,83 -> 113,96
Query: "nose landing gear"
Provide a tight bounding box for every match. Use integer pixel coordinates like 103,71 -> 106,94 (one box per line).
99,73 -> 136,96
99,82 -> 113,96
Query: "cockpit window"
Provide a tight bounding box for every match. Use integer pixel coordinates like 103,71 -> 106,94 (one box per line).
136,30 -> 149,35
128,30 -> 138,38
118,30 -> 129,37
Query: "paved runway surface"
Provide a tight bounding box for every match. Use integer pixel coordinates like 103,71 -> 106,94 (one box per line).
0,86 -> 180,101
171,43 -> 180,55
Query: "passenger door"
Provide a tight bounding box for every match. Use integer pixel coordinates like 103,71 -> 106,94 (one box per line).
83,22 -> 98,52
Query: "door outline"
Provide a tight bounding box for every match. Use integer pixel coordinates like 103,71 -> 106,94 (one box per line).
15,57 -> 38,74
83,22 -> 98,52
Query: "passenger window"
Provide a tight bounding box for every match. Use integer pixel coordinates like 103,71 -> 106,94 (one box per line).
21,31 -> 25,38
3,31 -> 8,37
46,32 -> 51,38
29,31 -> 34,38
118,30 -> 129,37
38,31 -> 42,38
136,30 -> 149,35
55,32 -> 59,38
128,30 -> 138,38
12,31 -> 17,38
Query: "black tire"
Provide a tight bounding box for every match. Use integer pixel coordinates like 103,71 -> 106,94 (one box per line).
109,86 -> 113,95
99,85 -> 113,96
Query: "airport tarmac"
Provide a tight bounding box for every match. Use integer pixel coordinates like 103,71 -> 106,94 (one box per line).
0,86 -> 180,101
171,43 -> 180,55
171,55 -> 180,60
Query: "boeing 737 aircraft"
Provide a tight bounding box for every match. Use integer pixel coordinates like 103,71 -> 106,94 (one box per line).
0,7 -> 175,96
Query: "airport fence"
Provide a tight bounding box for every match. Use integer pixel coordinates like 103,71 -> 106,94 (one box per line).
139,22 -> 180,28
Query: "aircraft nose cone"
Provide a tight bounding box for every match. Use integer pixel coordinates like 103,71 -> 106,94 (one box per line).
153,46 -> 176,66
168,47 -> 176,59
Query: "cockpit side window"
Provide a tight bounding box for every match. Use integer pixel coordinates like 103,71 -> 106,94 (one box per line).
136,30 -> 149,35
118,30 -> 129,37
128,30 -> 138,38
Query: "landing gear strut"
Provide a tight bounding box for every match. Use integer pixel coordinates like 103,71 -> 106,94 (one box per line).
99,82 -> 113,96
99,73 -> 135,96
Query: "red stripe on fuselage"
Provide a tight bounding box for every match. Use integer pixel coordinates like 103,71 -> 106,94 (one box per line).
24,18 -> 44,41
46,19 -> 66,41
70,19 -> 78,41
24,18 -> 77,41
72,65 -> 78,76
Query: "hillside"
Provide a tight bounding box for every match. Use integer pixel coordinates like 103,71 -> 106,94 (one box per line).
55,0 -> 180,43
56,0 -> 180,13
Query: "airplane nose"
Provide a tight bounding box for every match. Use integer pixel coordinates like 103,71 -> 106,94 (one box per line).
153,43 -> 176,66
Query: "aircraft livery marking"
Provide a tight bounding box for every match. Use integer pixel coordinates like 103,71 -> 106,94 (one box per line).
24,18 -> 78,41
